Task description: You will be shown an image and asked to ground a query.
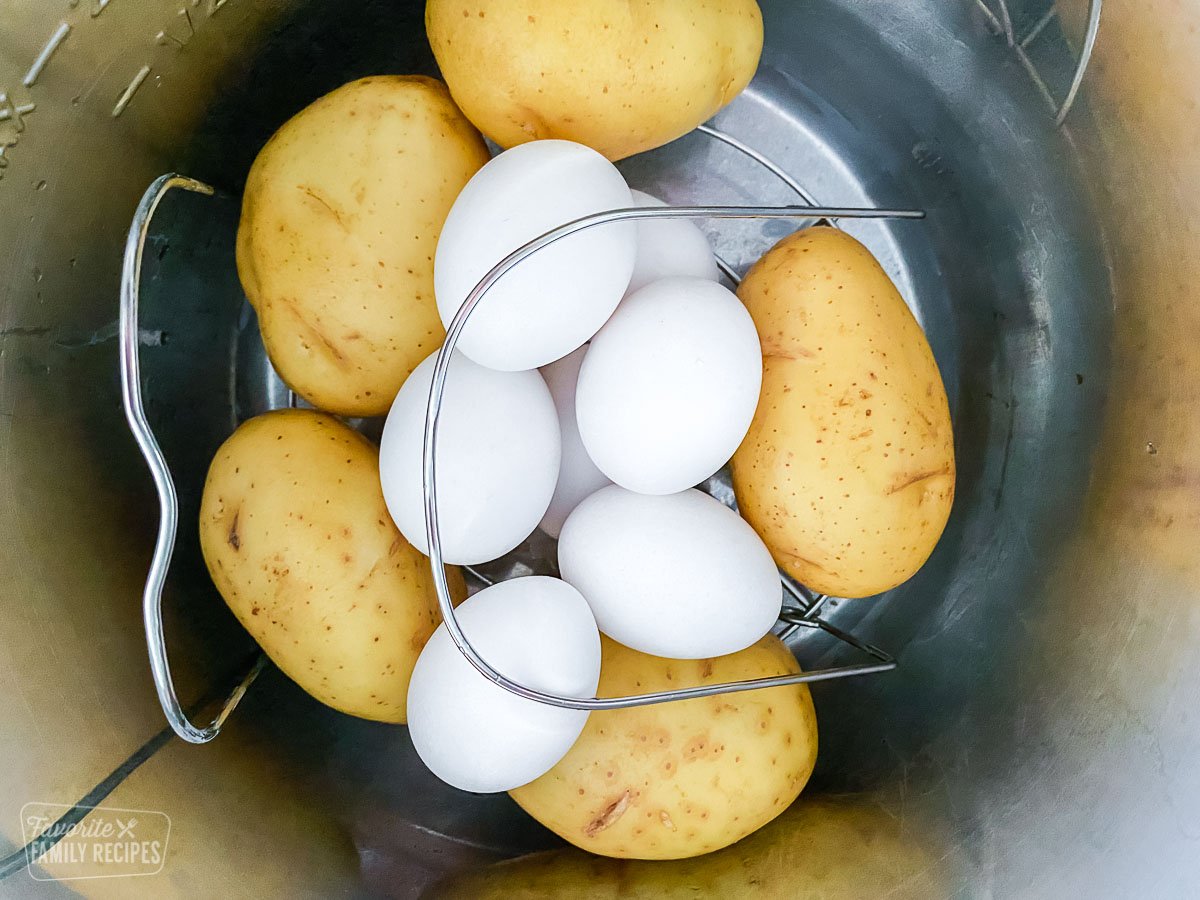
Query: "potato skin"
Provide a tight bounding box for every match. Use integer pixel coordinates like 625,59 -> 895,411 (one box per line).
509,636 -> 817,860
236,76 -> 490,416
425,0 -> 763,161
199,409 -> 465,723
731,227 -> 955,598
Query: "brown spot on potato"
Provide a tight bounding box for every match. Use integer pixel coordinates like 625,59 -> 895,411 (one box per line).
585,791 -> 630,837
227,510 -> 242,551
683,734 -> 711,759
886,466 -> 953,495
764,345 -> 815,361
298,185 -> 350,231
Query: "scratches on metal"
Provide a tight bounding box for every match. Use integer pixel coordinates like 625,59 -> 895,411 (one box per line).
0,95 -> 36,130
23,23 -> 72,88
112,65 -> 151,118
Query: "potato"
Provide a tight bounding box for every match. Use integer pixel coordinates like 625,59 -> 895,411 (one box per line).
731,227 -> 955,598
430,795 -> 951,899
236,76 -> 490,416
425,0 -> 763,161
199,409 -> 466,722
509,636 -> 817,859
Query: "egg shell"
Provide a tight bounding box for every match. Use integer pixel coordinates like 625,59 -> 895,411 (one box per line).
435,140 -> 636,371
625,189 -> 720,296
558,486 -> 781,659
380,350 -> 560,564
406,576 -> 602,793
576,277 -> 762,495
539,346 -> 613,538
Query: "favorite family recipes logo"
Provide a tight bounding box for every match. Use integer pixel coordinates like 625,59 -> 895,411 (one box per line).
20,803 -> 170,880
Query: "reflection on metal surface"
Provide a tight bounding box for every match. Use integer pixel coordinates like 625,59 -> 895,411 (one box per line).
428,794 -> 956,898
694,122 -> 827,280
697,123 -> 821,207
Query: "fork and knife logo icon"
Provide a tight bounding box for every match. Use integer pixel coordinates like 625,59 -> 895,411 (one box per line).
115,818 -> 136,839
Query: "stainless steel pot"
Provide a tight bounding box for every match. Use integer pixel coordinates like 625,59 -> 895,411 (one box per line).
2,0 -> 1197,896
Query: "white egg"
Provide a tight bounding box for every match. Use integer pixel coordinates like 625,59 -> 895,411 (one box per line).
538,346 -> 613,538
380,350 -> 560,564
576,276 -> 762,495
559,486 -> 781,659
407,576 -> 601,793
625,189 -> 720,296
435,140 -> 637,371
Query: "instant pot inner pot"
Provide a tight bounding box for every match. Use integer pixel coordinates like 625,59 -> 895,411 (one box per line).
6,0 -> 1113,893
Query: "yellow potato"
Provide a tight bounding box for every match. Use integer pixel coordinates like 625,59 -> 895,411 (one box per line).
430,795 -> 951,898
236,76 -> 490,416
509,636 -> 817,860
425,0 -> 763,161
732,227 -> 955,598
199,409 -> 465,723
